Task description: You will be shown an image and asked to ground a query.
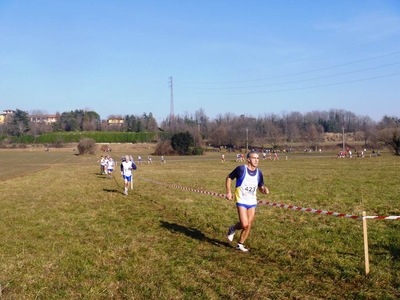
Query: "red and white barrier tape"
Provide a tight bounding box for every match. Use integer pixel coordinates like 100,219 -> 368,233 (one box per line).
139,177 -> 226,198
363,216 -> 400,220
256,200 -> 363,220
139,177 -> 400,221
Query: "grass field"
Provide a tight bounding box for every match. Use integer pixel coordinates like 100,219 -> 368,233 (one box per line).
0,146 -> 399,299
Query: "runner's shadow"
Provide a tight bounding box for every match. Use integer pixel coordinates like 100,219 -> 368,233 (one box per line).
160,221 -> 231,248
378,243 -> 400,262
103,188 -> 120,193
95,173 -> 108,179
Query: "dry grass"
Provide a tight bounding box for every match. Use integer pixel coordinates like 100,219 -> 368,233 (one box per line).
0,145 -> 399,299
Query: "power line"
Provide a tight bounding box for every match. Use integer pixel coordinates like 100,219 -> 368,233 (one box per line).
177,62 -> 400,90
178,33 -> 400,85
175,72 -> 400,95
177,50 -> 400,85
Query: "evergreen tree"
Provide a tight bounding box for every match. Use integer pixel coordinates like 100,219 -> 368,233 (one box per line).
171,131 -> 194,155
9,109 -> 30,137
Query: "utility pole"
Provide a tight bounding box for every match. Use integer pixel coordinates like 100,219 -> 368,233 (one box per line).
342,125 -> 345,152
341,115 -> 346,152
168,76 -> 174,124
246,128 -> 248,152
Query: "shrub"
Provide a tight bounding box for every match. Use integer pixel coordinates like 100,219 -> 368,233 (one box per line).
154,140 -> 174,155
192,147 -> 204,155
77,138 -> 96,155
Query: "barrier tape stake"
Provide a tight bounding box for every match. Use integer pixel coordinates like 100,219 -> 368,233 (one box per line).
363,211 -> 370,275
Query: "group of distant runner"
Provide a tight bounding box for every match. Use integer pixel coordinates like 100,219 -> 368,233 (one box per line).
230,150 -> 279,163
337,148 -> 381,158
98,154 -> 137,195
98,155 -> 115,178
97,153 -> 168,195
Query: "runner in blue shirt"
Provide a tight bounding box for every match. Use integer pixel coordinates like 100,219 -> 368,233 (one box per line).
225,150 -> 269,252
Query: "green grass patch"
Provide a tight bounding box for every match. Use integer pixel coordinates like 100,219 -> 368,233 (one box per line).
0,149 -> 399,299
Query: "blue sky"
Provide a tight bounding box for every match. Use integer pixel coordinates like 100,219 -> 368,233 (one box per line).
1,1 -> 399,122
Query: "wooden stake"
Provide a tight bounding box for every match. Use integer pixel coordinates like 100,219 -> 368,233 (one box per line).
363,211 -> 370,275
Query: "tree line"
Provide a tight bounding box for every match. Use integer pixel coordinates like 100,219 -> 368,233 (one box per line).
1,108 -> 399,155
0,109 -> 158,137
160,108 -> 399,155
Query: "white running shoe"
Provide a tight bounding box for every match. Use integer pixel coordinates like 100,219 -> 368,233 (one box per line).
236,243 -> 249,252
227,226 -> 236,242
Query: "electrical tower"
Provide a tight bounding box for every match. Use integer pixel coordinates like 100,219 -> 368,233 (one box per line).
168,76 -> 174,124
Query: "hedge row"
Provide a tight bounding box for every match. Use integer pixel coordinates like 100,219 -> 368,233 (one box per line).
2,132 -> 164,144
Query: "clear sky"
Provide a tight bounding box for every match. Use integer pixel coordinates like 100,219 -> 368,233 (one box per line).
1,0 -> 399,122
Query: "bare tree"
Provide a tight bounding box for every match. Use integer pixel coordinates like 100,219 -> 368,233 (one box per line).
29,122 -> 53,137
208,125 -> 229,147
376,127 -> 400,156
194,108 -> 209,138
306,124 -> 324,151
358,116 -> 376,147
83,120 -> 96,131
285,111 -> 303,143
375,116 -> 400,155
29,109 -> 48,115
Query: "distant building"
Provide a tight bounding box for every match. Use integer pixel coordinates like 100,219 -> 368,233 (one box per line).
1,110 -> 59,125
28,114 -> 58,123
0,109 -> 15,124
107,118 -> 124,125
